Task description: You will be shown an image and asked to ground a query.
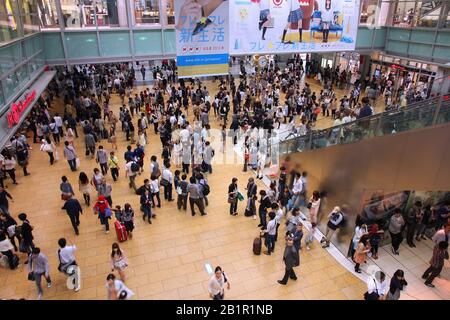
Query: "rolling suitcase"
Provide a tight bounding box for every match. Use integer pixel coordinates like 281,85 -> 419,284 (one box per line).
253,237 -> 262,255
115,221 -> 128,242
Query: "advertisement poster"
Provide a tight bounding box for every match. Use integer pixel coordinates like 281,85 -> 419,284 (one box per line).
174,0 -> 229,78
230,0 -> 360,55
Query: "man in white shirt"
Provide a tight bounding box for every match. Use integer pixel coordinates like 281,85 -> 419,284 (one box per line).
179,125 -> 190,144
58,238 -> 80,292
366,271 -> 388,300
125,159 -> 138,192
54,113 -> 64,138
161,163 -> 174,201
264,212 -> 277,255
290,172 -> 303,210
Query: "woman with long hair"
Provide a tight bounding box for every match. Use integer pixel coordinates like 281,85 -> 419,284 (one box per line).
78,172 -> 91,206
110,242 -> 128,282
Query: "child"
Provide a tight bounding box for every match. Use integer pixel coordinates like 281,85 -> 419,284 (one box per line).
304,222 -> 317,251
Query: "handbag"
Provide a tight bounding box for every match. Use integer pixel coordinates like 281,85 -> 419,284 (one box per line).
75,158 -> 80,168
364,279 -> 379,300
104,207 -> 112,218
160,179 -> 169,187
27,272 -> 35,281
176,186 -> 182,195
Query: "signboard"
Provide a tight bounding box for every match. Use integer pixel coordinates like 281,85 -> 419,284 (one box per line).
229,0 -> 360,55
174,0 -> 229,78
7,90 -> 36,128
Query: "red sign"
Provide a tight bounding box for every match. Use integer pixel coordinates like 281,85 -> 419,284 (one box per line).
390,64 -> 405,71
6,90 -> 36,128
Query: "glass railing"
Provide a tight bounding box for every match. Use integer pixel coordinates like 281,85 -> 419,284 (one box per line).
278,96 -> 450,154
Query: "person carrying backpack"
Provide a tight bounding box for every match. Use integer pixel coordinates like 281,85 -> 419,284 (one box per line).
125,158 -> 139,192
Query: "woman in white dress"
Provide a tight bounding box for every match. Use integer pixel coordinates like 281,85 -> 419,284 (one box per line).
110,243 -> 128,282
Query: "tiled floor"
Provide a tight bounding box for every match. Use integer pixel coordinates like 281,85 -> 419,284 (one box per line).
0,76 -> 390,300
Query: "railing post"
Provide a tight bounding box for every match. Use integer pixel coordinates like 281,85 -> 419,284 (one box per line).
431,96 -> 442,125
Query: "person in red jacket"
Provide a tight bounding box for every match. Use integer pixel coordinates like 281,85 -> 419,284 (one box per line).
94,195 -> 111,234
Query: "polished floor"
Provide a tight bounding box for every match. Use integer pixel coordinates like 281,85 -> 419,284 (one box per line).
0,78 -> 379,300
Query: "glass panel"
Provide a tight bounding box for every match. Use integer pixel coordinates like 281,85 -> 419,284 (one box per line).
16,64 -> 30,88
373,27 -> 386,47
65,31 -> 99,58
133,0 -> 160,25
61,0 -> 124,28
1,72 -> 18,102
389,28 -> 410,41
436,100 -> 450,124
433,45 -> 450,61
386,40 -> 408,54
43,32 -> 64,59
166,0 -> 174,25
436,31 -> 450,45
163,28 -> 175,53
355,27 -> 373,48
408,43 -> 433,57
133,30 -> 162,55
410,29 -> 434,42
99,31 -> 130,56
37,0 -> 59,28
416,3 -> 441,28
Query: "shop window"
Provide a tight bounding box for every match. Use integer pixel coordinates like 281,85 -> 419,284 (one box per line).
58,0 -> 123,29
360,0 -> 378,25
0,0 -> 22,43
133,0 -> 160,25
167,0 -> 174,25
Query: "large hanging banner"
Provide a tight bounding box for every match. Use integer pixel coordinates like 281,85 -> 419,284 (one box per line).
174,0 -> 229,78
230,0 -> 360,55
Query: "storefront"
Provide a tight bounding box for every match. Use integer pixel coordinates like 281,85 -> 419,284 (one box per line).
0,70 -> 56,149
369,53 -> 438,92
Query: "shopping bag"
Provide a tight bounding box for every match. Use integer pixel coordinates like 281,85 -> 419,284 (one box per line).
75,158 -> 80,168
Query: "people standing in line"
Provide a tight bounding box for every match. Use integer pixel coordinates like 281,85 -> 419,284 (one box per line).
422,241 -> 449,288
386,269 -> 407,300
353,236 -> 371,273
277,237 -> 299,285
18,213 -> 34,264
118,203 -> 135,238
406,201 -> 423,248
57,238 -> 80,292
290,172 -> 303,210
27,247 -> 52,300
96,145 -> 109,175
389,208 -> 405,255
304,222 -> 317,251
111,242 -> 128,282
61,197 -> 83,235
94,195 -> 111,234
228,177 -> 239,216
63,141 -> 77,172
188,176 -> 207,216
140,190 -> 153,224
78,171 -> 91,206
207,266 -> 230,300
416,204 -> 432,241
292,223 -> 304,253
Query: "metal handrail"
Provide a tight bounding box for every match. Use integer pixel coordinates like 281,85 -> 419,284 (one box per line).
278,95 -> 449,153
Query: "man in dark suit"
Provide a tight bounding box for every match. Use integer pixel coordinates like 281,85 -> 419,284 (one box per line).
61,198 -> 83,235
278,237 -> 300,285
